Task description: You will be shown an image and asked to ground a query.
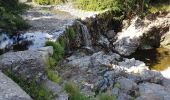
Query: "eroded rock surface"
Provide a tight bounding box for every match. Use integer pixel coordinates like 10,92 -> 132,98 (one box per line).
113,13 -> 170,56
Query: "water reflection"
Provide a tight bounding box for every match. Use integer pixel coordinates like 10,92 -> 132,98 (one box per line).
130,48 -> 170,71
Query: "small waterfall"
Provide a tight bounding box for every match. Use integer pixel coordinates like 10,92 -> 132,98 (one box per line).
77,21 -> 93,50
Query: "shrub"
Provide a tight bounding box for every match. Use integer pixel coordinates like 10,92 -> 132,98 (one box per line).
66,27 -> 77,40
45,41 -> 64,61
0,0 -> 30,34
97,93 -> 116,100
4,70 -> 53,100
47,70 -> 61,83
58,37 -> 66,48
73,0 -> 123,11
64,82 -> 88,100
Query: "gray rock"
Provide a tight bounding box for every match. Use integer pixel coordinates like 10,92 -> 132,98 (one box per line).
112,87 -> 119,95
66,55 -> 91,68
138,83 -> 170,98
98,36 -> 110,48
43,80 -> 68,100
91,51 -> 120,67
0,71 -> 32,100
117,92 -> 132,100
36,46 -> 54,56
136,94 -> 163,100
117,78 -> 137,92
106,30 -> 116,39
139,69 -> 163,83
113,14 -> 170,56
0,47 -> 52,82
66,51 -> 120,68
94,79 -> 107,92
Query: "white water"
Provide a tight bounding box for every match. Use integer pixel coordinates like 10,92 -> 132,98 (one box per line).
0,30 -> 64,51
0,34 -> 13,49
77,21 -> 93,50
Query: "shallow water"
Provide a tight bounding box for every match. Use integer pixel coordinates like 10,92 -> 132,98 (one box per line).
130,48 -> 170,71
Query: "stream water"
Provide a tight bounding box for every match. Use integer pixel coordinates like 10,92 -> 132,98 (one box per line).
130,48 -> 170,71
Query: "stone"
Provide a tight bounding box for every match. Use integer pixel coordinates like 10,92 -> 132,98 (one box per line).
117,92 -> 132,100
113,13 -> 170,56
112,87 -> 119,95
0,48 -> 52,82
115,58 -> 147,73
139,69 -> 163,83
98,36 -> 110,48
66,55 -> 91,68
43,80 -> 68,100
106,30 -> 116,39
117,78 -> 137,92
36,46 -> 54,56
91,51 -> 120,67
136,94 -> 163,100
0,71 -> 32,100
138,83 -> 170,98
66,51 -> 120,68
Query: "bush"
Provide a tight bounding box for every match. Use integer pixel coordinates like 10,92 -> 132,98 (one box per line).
0,0 -> 30,34
66,27 -> 77,40
4,70 -> 53,100
64,82 -> 88,100
47,70 -> 61,83
45,41 -> 64,61
73,0 -> 124,11
97,93 -> 116,100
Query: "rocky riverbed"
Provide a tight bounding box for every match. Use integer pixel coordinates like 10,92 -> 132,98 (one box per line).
0,2 -> 170,100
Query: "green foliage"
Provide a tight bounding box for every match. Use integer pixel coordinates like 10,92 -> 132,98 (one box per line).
73,0 -> 121,11
64,82 -> 88,100
97,93 -> 116,100
47,70 -> 61,83
148,1 -> 170,13
45,41 -> 64,83
4,70 -> 53,100
0,0 -> 30,34
67,27 -> 77,40
45,41 -> 64,61
114,83 -> 121,89
58,37 -> 66,48
73,0 -> 169,16
34,0 -> 66,5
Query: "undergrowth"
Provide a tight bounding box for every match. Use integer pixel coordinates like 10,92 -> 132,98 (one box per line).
4,70 -> 53,100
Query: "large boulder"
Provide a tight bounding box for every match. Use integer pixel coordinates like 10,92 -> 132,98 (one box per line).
0,46 -> 53,83
113,13 -> 170,56
0,71 -> 32,100
137,82 -> 170,100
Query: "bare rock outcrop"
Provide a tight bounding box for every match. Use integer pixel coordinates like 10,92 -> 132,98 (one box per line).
0,71 -> 32,100
113,13 -> 170,56
0,46 -> 53,82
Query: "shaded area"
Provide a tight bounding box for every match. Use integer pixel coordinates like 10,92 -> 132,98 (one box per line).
130,48 -> 170,71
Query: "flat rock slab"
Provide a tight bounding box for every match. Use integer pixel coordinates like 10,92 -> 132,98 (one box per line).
0,71 -> 32,100
0,47 -> 53,82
